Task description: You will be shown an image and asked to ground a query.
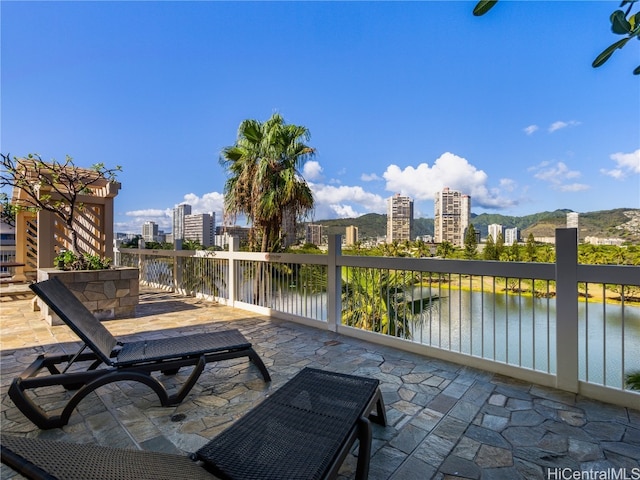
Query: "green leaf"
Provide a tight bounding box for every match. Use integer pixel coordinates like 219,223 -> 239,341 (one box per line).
592,37 -> 631,67
634,65 -> 640,75
611,10 -> 632,34
473,0 -> 498,16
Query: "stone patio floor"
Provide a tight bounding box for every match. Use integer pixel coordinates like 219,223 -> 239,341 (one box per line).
1,288 -> 639,479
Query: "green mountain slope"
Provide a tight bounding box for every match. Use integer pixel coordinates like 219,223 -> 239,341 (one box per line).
303,208 -> 640,243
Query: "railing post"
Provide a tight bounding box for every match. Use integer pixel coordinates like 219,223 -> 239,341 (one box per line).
555,228 -> 579,393
327,234 -> 342,332
174,239 -> 183,293
228,237 -> 239,305
137,239 -> 144,279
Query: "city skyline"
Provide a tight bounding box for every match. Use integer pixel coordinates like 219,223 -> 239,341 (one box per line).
2,1 -> 639,234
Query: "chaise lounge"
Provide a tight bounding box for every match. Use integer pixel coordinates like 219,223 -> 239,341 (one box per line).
9,276 -> 271,429
2,367 -> 387,480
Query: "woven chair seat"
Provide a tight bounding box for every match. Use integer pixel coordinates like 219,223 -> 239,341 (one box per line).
1,435 -> 215,480
116,329 -> 250,365
2,368 -> 387,480
196,368 -> 387,480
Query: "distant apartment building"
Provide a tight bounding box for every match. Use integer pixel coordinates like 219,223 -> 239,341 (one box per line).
306,224 -> 323,246
172,204 -> 192,241
584,236 -> 624,246
216,225 -> 251,247
345,225 -> 358,246
387,194 -> 413,243
0,221 -> 16,276
504,227 -> 519,246
567,212 -> 580,243
142,221 -> 159,242
281,208 -> 297,248
487,224 -> 503,242
184,213 -> 215,247
434,188 -> 470,247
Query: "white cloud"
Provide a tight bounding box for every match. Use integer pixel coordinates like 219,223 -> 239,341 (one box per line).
310,183 -> 387,219
530,161 -> 590,192
126,209 -> 170,217
557,183 -> 590,192
181,192 -> 225,214
601,149 -> 640,179
499,178 -> 517,192
524,125 -> 539,135
548,120 -> 580,133
302,160 -> 323,181
330,204 -> 362,218
382,152 -> 517,209
361,173 -> 381,181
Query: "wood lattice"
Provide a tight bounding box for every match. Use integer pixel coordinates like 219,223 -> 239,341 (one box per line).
10,161 -> 120,270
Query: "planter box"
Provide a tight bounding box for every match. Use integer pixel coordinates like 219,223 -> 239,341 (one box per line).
36,267 -> 139,326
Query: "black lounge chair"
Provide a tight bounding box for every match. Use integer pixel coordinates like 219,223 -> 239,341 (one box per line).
9,276 -> 271,429
2,368 -> 387,480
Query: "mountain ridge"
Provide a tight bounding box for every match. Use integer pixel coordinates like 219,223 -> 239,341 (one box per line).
303,208 -> 640,242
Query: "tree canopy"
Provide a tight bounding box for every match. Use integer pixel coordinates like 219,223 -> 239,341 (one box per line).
1,153 -> 121,254
220,114 -> 315,252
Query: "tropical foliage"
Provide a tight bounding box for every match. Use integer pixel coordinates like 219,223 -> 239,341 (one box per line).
54,250 -> 112,271
341,267 -> 438,339
473,0 -> 640,75
220,114 -> 315,252
627,371 -> 640,390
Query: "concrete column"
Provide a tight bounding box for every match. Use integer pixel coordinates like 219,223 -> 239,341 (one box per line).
327,234 -> 342,332
228,237 -> 239,305
555,228 -> 579,393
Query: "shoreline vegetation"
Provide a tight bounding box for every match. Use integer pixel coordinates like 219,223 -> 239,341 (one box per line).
421,274 -> 640,308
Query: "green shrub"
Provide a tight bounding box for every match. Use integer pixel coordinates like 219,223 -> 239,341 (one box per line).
54,251 -> 112,271
626,371 -> 640,391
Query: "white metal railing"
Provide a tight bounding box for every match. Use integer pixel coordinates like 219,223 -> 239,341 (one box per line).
116,229 -> 640,408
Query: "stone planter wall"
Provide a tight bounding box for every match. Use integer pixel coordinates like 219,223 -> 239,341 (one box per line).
36,267 -> 139,326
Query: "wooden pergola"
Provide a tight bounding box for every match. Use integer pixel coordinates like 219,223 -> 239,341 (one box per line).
11,162 -> 120,280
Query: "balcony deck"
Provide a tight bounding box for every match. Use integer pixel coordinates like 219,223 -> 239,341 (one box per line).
1,288 -> 639,479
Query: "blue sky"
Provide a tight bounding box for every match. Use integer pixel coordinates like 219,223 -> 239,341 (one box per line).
2,1 -> 639,234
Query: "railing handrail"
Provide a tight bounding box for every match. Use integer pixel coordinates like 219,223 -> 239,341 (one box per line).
116,229 -> 640,408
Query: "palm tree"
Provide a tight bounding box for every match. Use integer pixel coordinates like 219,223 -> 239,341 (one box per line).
341,267 -> 439,339
220,113 -> 315,253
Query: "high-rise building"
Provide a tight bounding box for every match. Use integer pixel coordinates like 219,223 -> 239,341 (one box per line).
172,204 -> 192,241
434,188 -> 471,247
487,224 -> 503,243
504,227 -> 519,246
387,194 -> 413,243
216,225 -> 251,247
345,225 -> 358,246
142,221 -> 159,242
184,212 -> 215,247
567,212 -> 580,243
305,224 -> 323,246
567,212 -> 579,229
281,208 -> 297,248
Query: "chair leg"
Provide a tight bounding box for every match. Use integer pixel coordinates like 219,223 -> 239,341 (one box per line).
247,348 -> 272,382
354,417 -> 372,480
368,389 -> 387,426
166,356 -> 206,405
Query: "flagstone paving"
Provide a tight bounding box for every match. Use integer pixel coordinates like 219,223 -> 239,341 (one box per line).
1,289 -> 638,479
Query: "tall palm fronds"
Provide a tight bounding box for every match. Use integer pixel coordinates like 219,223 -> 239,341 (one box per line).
341,267 -> 439,339
220,114 -> 315,252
